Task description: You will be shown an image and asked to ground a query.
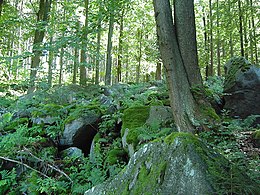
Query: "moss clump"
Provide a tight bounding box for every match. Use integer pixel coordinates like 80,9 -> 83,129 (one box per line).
106,148 -> 127,165
121,106 -> 150,136
164,132 -> 198,145
201,106 -> 221,122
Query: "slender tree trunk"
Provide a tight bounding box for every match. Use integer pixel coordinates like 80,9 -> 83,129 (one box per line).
153,0 -> 198,132
125,47 -> 129,83
156,62 -> 162,80
209,0 -> 214,76
216,0 -> 221,76
48,37 -> 54,87
95,9 -> 102,85
59,47 -> 64,85
117,10 -> 124,83
28,0 -> 51,93
203,9 -> 209,79
136,27 -> 143,83
73,47 -> 79,84
80,0 -> 89,85
105,11 -> 115,85
250,0 -> 258,63
238,0 -> 244,57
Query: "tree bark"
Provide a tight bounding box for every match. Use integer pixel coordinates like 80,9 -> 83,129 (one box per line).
80,0 -> 89,85
28,0 -> 51,93
136,27 -> 143,83
105,12 -> 115,85
153,0 -> 198,132
156,62 -> 162,80
209,0 -> 214,76
174,0 -> 202,86
238,0 -> 244,57
117,10 -> 124,83
216,0 -> 221,76
95,8 -> 102,85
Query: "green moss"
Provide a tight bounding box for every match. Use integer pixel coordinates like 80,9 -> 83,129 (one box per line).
130,162 -> 168,194
106,148 -> 127,165
201,106 -> 221,122
164,132 -> 198,145
121,106 -> 150,135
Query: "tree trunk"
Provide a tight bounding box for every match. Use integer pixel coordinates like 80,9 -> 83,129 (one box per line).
153,0 -> 198,132
250,0 -> 258,63
209,0 -> 214,76
117,10 -> 124,83
156,62 -> 162,80
73,47 -> 79,84
174,0 -> 202,86
136,27 -> 143,83
48,37 -> 54,87
59,47 -> 64,85
95,8 -> 102,85
216,0 -> 221,76
28,0 -> 51,93
105,12 -> 115,85
203,9 -> 209,79
238,0 -> 244,57
80,0 -> 89,85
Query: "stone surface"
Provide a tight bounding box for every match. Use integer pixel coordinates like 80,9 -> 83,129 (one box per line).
59,114 -> 99,154
146,106 -> 174,127
60,147 -> 83,159
224,63 -> 260,124
85,133 -> 259,195
224,57 -> 260,124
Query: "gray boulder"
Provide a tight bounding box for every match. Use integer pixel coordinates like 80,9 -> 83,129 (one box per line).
60,147 -> 83,159
224,58 -> 260,123
85,133 -> 259,195
59,112 -> 100,154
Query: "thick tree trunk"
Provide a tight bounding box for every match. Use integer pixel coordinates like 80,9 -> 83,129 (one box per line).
153,0 -> 197,132
28,0 -> 51,93
105,12 -> 114,85
174,0 -> 202,86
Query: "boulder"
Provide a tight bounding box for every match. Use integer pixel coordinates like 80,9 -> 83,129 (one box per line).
59,111 -> 100,155
60,147 -> 83,159
85,133 -> 259,195
121,106 -> 174,156
224,57 -> 260,124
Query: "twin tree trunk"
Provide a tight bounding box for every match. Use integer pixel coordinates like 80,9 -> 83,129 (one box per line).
153,0 -> 203,132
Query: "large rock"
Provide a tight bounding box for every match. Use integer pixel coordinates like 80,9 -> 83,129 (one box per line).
121,106 -> 174,157
85,133 -> 259,195
59,111 -> 100,154
224,57 -> 260,124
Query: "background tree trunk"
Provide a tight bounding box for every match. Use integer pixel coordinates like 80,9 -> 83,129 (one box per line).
28,0 -> 51,93
105,12 -> 115,85
80,0 -> 89,85
117,10 -> 124,83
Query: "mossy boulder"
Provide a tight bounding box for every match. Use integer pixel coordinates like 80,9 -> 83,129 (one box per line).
223,57 -> 260,123
85,133 -> 259,195
252,130 -> 260,148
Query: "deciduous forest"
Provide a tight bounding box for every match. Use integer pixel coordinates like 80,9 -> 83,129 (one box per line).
0,0 -> 259,194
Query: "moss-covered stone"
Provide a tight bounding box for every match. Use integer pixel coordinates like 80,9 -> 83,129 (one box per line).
31,103 -> 64,118
85,132 -> 260,195
121,106 -> 150,136
200,106 -> 221,122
